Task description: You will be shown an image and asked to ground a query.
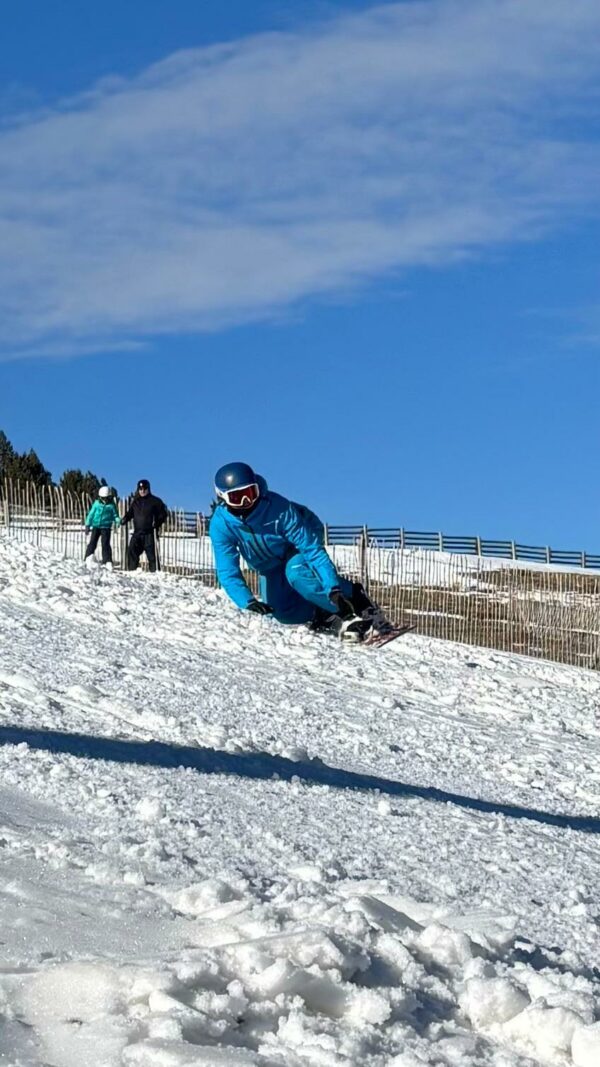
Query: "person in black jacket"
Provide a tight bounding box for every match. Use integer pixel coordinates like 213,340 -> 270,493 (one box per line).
121,479 -> 168,572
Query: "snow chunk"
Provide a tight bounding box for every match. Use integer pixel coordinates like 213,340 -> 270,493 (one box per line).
573,1022 -> 600,1067
388,1055 -> 431,1067
460,976 -> 529,1028
147,1016 -> 184,1042
0,669 -> 39,692
20,962 -> 130,1067
346,988 -> 391,1026
135,796 -> 165,823
165,878 -> 242,917
251,958 -> 347,1017
345,894 -> 422,935
123,1040 -> 260,1064
416,922 -> 475,967
278,743 -> 310,762
66,683 -> 101,703
21,961 -> 125,1023
288,862 -> 324,883
505,1003 -> 584,1060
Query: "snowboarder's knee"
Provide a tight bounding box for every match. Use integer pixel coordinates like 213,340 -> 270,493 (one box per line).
284,554 -> 311,587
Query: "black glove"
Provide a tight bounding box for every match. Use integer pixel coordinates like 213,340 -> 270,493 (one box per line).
247,600 -> 273,616
329,588 -> 355,619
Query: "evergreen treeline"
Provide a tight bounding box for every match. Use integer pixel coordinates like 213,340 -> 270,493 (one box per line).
0,430 -> 106,496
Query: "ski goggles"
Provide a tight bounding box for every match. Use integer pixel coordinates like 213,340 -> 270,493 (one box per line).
217,482 -> 260,508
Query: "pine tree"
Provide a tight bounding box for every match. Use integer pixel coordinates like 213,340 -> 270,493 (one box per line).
0,431 -> 52,485
7,449 -> 52,487
60,469 -> 103,498
0,430 -> 15,479
0,428 -> 107,496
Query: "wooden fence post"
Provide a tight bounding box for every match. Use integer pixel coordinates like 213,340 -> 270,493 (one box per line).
360,525 -> 368,588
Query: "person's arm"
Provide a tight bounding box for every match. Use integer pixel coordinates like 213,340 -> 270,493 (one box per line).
120,502 -> 133,525
111,504 -> 121,527
209,515 -> 255,609
280,502 -> 340,594
154,498 -> 168,531
85,502 -> 97,528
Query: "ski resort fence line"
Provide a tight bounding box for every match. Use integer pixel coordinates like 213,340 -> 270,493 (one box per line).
2,478 -> 600,671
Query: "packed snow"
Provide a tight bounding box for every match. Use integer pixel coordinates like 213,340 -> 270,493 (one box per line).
0,536 -> 598,1067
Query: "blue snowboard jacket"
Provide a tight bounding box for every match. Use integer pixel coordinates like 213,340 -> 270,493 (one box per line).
85,500 -> 121,529
209,477 -> 338,610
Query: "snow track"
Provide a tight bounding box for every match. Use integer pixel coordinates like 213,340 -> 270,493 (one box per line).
0,537 -> 599,1066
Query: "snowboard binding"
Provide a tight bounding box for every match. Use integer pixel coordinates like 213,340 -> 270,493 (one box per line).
309,583 -> 391,644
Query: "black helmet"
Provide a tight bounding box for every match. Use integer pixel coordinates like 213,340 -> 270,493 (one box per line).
214,462 -> 260,510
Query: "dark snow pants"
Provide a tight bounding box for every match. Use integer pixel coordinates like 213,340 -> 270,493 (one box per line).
85,528 -> 113,565
127,530 -> 159,572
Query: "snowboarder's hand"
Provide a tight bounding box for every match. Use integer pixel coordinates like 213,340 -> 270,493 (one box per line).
329,588 -> 347,609
329,588 -> 354,618
247,600 -> 273,616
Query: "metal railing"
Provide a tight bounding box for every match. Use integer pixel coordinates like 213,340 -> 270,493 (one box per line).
1,479 -> 599,670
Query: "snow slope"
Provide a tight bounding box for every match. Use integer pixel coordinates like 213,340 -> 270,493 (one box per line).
0,536 -> 598,1067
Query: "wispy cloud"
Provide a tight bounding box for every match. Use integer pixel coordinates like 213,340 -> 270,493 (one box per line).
1,0 -> 599,359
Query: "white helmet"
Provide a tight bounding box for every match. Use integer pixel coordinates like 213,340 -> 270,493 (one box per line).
98,486 -> 112,499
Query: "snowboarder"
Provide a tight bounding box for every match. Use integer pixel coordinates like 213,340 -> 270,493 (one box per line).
209,462 -> 380,640
84,486 -> 121,566
121,479 -> 168,573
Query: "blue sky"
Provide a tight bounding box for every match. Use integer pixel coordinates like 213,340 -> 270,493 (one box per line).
1,0 -> 599,548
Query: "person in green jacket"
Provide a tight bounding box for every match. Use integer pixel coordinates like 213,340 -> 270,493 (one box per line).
84,486 -> 121,565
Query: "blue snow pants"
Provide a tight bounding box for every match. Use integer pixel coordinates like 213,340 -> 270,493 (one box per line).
259,554 -> 354,624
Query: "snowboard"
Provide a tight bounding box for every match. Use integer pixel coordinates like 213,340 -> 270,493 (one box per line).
363,623 -> 416,648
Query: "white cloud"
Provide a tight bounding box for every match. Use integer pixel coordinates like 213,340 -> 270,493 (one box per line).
1,0 -> 599,359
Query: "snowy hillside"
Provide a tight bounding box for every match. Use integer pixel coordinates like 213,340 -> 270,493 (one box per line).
0,537 -> 599,1067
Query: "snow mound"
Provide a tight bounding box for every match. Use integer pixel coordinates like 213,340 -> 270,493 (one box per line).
0,536 -> 599,1066
9,884 -> 600,1067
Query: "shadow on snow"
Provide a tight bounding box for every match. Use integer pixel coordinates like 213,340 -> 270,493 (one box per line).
0,724 -> 598,835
